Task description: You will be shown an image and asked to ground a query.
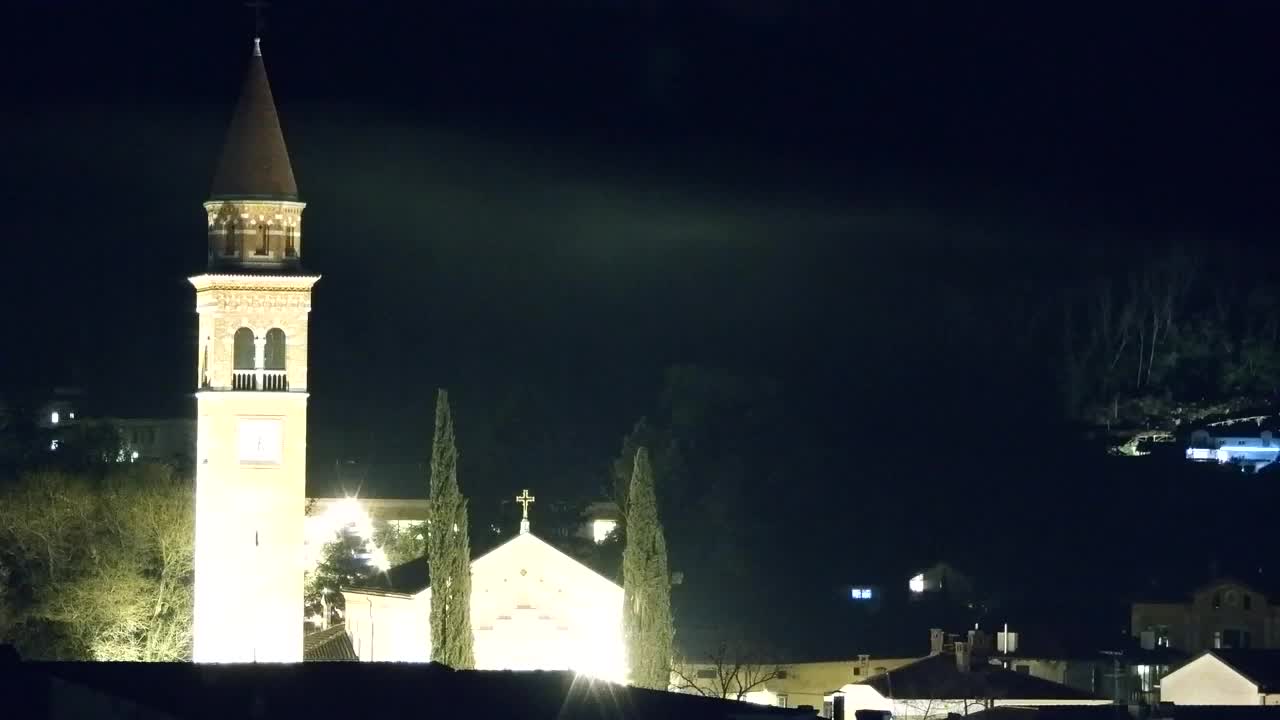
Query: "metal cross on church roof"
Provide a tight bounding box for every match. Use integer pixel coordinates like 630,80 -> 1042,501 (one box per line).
515,489 -> 535,519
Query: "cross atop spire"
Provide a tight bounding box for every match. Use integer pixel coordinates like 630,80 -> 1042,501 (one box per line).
515,489 -> 535,534
208,26 -> 297,201
246,0 -> 270,38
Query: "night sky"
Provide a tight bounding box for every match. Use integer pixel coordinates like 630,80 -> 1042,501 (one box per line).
4,1 -> 1279,655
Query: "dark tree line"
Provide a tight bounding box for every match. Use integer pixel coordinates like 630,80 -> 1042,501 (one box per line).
1059,245 -> 1280,447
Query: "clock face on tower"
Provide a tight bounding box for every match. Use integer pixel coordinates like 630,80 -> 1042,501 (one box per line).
238,418 -> 283,464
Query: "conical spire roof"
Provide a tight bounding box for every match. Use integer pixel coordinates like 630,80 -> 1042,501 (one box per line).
210,39 -> 298,201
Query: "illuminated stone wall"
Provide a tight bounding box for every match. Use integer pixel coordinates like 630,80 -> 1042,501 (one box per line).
192,275 -> 316,391
191,274 -> 317,663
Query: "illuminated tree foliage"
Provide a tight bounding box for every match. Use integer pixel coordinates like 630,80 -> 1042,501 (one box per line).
304,527 -> 376,628
623,446 -> 674,689
373,521 -> 427,568
0,465 -> 193,660
427,389 -> 475,669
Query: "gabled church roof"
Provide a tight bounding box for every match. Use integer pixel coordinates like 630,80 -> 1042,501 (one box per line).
209,39 -> 298,201
344,531 -> 621,597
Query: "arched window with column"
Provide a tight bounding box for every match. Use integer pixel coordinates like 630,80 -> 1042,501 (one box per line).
264,328 -> 287,390
233,327 -> 256,390
224,222 -> 238,256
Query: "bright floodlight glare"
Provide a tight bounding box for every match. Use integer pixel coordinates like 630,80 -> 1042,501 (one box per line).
592,519 -> 618,544
909,573 -> 925,593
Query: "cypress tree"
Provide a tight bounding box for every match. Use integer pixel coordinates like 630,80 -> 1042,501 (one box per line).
623,446 -> 674,689
427,389 -> 475,668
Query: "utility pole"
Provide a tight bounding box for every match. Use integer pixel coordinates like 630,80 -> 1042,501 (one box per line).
1100,650 -> 1124,704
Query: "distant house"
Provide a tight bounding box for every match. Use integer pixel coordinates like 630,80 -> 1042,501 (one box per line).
1132,578 -> 1280,654
821,640 -> 1107,720
1185,426 -> 1279,471
672,654 -> 917,712
103,417 -> 195,467
967,704 -> 1280,719
1160,649 -> 1280,706
907,562 -> 976,602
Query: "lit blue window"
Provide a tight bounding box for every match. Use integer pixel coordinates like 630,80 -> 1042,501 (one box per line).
851,587 -> 874,600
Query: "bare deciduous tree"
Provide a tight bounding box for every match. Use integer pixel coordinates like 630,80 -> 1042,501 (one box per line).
672,640 -> 787,702
0,465 -> 194,660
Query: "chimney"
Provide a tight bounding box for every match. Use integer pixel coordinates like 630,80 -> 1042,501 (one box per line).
997,624 -> 1019,655
955,641 -> 971,672
968,629 -> 991,655
930,628 -> 945,655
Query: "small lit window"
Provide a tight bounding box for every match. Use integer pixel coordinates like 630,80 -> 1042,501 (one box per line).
50,411 -> 59,425
69,412 -> 75,420
851,587 -> 874,600
909,573 -> 925,593
49,439 -> 59,451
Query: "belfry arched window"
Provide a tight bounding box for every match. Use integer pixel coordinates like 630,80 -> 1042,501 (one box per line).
263,328 -> 287,390
264,329 -> 286,370
233,328 -> 255,370
256,224 -> 269,256
233,327 -> 256,390
224,222 -> 238,256
284,226 -> 296,257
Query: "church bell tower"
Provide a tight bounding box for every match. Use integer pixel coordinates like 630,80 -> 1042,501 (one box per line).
191,37 -> 318,663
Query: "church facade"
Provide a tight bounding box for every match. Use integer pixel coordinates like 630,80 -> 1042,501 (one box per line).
343,517 -> 627,684
191,38 -> 318,663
